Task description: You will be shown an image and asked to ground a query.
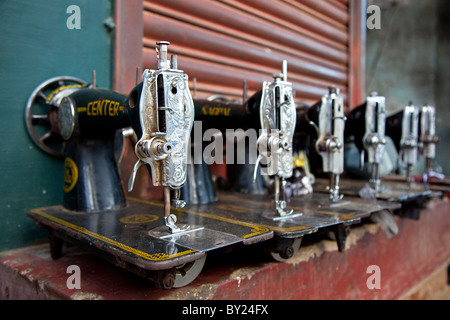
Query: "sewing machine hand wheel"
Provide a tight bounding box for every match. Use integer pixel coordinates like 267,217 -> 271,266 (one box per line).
175,254 -> 207,288
25,76 -> 87,158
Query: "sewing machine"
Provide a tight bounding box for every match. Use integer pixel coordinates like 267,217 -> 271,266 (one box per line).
420,105 -> 439,175
417,105 -> 450,192
23,42 -> 409,287
253,61 -> 299,217
361,93 -> 387,192
25,41 -> 273,289
399,103 -> 421,180
294,90 -> 401,236
314,86 -> 346,202
188,67 -> 404,258
383,103 -> 448,195
313,96 -> 434,220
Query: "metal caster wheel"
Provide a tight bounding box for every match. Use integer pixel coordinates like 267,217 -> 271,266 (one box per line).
269,237 -> 302,262
154,268 -> 176,290
154,254 -> 206,290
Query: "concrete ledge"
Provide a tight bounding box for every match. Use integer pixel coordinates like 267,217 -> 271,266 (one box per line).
0,199 -> 449,300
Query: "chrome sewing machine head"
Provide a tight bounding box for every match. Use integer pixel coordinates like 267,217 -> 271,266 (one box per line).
419,105 -> 439,174
253,61 -> 297,217
399,103 -> 420,180
362,92 -> 387,191
128,41 -> 195,234
315,86 -> 346,202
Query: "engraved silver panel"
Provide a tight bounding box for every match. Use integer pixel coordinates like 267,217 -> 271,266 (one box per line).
136,68 -> 194,189
400,104 -> 419,167
258,76 -> 296,178
420,105 -> 437,159
316,88 -> 345,175
363,94 -> 386,165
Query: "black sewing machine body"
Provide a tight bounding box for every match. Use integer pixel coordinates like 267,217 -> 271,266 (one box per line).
186,73 -> 405,257
23,41 -> 278,289
25,42 -> 430,288
313,97 -> 436,219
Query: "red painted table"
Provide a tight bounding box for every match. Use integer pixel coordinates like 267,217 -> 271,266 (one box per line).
0,199 -> 449,300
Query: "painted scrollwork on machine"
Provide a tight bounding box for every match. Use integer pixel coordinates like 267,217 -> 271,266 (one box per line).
253,61 -> 298,217
127,40 -> 196,233
136,69 -> 194,189
258,74 -> 296,179
162,73 -> 194,188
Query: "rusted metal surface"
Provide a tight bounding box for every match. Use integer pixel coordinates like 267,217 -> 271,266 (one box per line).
140,0 -> 360,105
314,177 -> 433,202
144,0 -> 347,62
383,174 -> 450,196
113,0 -> 143,95
288,0 -> 349,26
231,0 -> 349,45
209,200 -> 450,299
142,12 -> 348,84
313,177 -> 434,219
143,47 -> 338,101
26,197 -> 273,271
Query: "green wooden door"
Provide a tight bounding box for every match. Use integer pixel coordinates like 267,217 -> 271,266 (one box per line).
0,0 -> 114,251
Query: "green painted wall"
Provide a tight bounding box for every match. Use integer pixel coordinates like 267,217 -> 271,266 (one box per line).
366,0 -> 449,175
0,0 -> 114,251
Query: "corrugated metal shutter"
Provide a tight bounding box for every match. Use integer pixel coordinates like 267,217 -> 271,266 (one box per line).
142,0 -> 363,109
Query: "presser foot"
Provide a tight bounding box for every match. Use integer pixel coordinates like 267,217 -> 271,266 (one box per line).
262,200 -> 303,221
276,200 -> 294,216
163,214 -> 198,235
329,189 -> 344,203
149,217 -> 204,239
369,178 -> 382,193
